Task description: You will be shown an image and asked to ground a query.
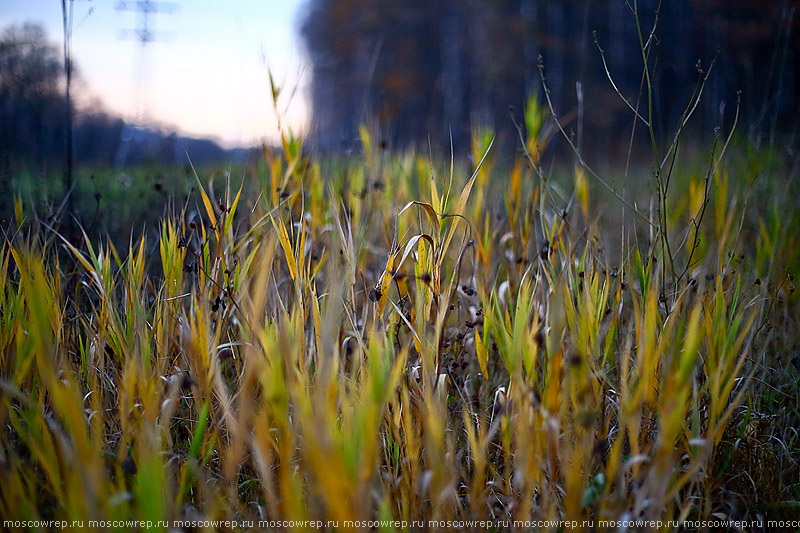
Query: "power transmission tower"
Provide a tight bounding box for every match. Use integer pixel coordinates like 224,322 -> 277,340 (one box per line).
116,0 -> 178,128
114,1 -> 178,165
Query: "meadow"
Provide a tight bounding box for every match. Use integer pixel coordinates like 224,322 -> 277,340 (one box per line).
1,99 -> 799,531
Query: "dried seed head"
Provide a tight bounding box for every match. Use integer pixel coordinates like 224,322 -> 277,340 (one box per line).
179,372 -> 196,390
534,330 -> 545,347
121,452 -> 137,476
368,286 -> 382,303
592,439 -> 610,462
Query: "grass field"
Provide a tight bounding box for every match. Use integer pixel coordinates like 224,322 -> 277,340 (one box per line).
1,111 -> 799,530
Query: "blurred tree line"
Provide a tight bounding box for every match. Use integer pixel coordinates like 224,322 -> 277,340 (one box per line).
0,23 -> 244,183
301,0 -> 799,156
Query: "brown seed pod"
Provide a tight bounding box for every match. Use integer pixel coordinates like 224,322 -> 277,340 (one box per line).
368,286 -> 382,303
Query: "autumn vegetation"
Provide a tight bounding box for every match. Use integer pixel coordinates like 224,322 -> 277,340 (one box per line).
1,86 -> 799,529
1,4 -> 799,530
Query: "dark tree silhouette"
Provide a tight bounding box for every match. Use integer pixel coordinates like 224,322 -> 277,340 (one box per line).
301,0 -> 799,156
0,23 -> 69,177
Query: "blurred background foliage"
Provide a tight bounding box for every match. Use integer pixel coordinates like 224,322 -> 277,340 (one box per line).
302,0 -> 799,155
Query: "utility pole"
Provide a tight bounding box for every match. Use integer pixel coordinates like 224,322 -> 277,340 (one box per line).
60,0 -> 93,220
61,0 -> 74,216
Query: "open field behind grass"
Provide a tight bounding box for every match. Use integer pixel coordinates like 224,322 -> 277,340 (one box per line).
1,121 -> 799,530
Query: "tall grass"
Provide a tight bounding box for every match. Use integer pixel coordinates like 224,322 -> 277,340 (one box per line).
1,112 -> 798,529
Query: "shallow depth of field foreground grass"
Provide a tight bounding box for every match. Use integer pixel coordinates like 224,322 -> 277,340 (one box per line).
1,119 -> 799,529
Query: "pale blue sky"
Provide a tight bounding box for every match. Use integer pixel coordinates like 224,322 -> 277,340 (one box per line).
0,0 -> 309,147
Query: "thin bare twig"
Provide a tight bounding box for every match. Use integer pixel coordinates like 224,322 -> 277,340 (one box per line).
536,59 -> 654,227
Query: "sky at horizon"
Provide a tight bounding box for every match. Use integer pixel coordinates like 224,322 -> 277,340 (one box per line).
0,0 -> 309,148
